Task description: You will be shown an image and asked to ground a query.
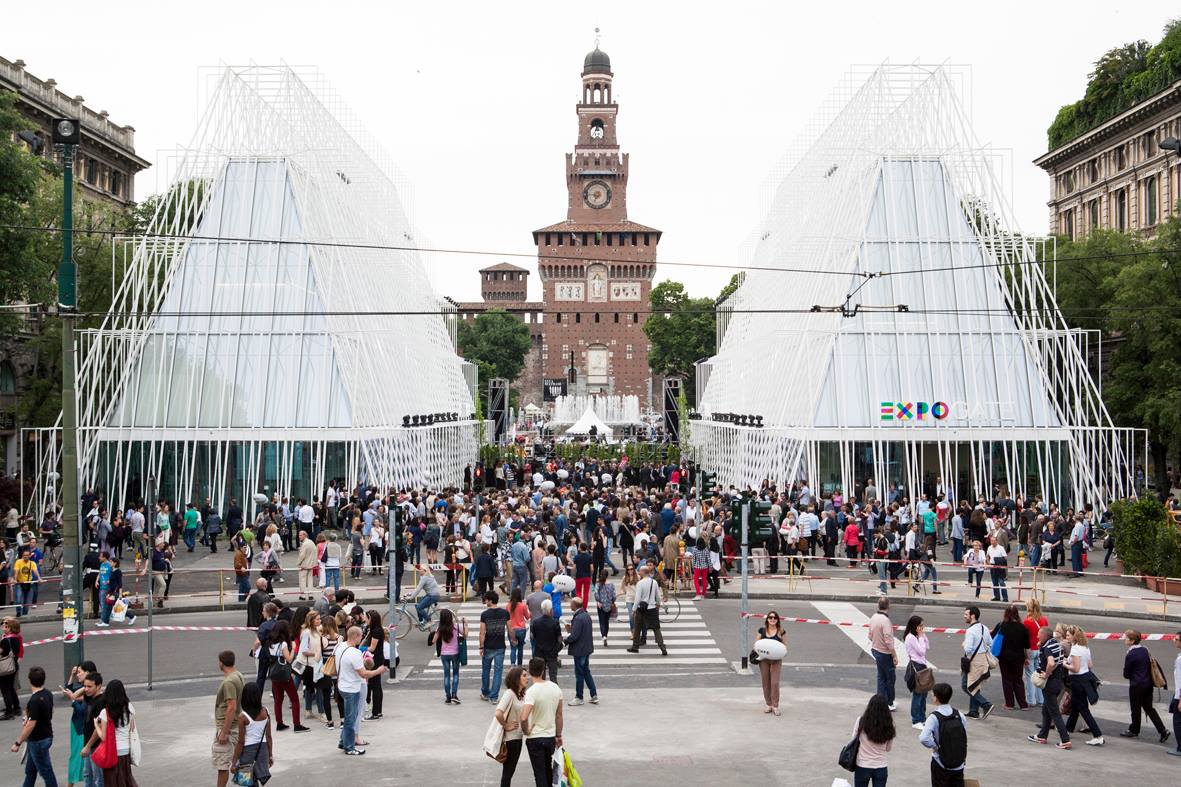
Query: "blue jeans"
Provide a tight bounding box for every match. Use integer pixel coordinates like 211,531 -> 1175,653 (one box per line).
237,574 -> 250,602
481,648 -> 505,701
951,538 -> 963,563
923,563 -> 939,591
14,584 -> 30,617
23,737 -> 57,787
854,766 -> 887,787
510,628 -> 526,666
325,567 -> 341,591
99,594 -> 112,624
990,568 -> 1008,601
83,754 -> 103,787
877,560 -> 888,593
573,654 -> 597,700
1070,542 -> 1083,575
441,654 -> 460,699
872,651 -> 895,705
512,565 -> 530,596
183,529 -> 196,550
962,672 -> 992,715
910,686 -> 928,724
339,689 -> 362,751
415,594 -> 439,625
1030,543 -> 1042,569
1023,657 -> 1043,705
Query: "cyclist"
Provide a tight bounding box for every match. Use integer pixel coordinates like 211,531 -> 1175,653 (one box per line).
403,565 -> 442,628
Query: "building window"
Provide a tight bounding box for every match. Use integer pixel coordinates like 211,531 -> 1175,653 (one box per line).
576,313 -> 581,324
1115,189 -> 1128,232
556,312 -> 562,323
1145,175 -> 1158,226
1089,199 -> 1099,232
1062,208 -> 1074,240
614,313 -> 620,323
0,361 -> 15,395
1088,159 -> 1099,184
1143,133 -> 1155,159
594,313 -> 600,323
1062,171 -> 1075,194
1115,145 -> 1126,171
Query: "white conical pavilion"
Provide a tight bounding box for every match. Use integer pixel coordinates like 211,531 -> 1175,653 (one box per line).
692,64 -> 1140,508
66,65 -> 478,508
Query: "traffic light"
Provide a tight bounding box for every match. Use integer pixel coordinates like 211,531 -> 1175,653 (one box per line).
728,496 -> 774,543
749,499 -> 774,542
699,471 -> 716,495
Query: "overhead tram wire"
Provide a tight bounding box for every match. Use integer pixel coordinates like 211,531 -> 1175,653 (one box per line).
7,223 -> 1181,281
0,223 -> 866,279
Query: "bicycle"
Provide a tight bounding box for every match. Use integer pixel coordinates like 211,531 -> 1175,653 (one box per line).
658,592 -> 682,623
42,540 -> 64,575
389,596 -> 439,640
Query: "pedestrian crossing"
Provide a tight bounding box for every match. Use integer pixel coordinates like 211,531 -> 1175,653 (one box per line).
422,598 -> 726,671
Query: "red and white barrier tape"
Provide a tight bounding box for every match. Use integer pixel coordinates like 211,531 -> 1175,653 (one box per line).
24,624 -> 254,648
738,612 -> 1178,641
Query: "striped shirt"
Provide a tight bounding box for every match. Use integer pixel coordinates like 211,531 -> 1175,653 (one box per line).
1038,637 -> 1063,675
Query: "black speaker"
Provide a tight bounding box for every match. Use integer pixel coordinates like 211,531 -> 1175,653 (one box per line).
488,378 -> 509,443
663,377 -> 682,443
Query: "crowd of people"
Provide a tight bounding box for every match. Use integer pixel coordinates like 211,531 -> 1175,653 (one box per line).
3,454 -> 1181,785
821,595 -> 1181,784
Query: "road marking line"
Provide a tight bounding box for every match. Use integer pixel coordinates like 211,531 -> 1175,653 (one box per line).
810,601 -> 934,668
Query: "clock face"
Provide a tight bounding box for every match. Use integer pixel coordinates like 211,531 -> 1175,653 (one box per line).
583,180 -> 611,210
57,120 -> 76,137
590,123 -> 604,140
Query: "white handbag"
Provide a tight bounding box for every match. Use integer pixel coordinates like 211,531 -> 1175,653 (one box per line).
129,717 -> 142,766
483,715 -> 506,761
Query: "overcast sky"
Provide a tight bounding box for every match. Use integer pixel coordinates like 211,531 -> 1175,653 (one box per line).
4,2 -> 1174,301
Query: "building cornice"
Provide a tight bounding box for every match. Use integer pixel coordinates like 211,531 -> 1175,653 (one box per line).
1034,79 -> 1181,170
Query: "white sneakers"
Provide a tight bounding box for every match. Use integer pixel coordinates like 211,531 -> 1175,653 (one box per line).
1086,737 -> 1105,746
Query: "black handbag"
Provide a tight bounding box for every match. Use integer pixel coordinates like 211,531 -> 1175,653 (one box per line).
838,721 -> 861,772
268,652 -> 292,683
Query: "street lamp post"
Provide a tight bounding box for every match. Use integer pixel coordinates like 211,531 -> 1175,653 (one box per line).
53,117 -> 83,684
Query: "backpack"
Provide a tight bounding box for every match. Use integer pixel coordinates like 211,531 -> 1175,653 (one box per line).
1149,656 -> 1169,690
932,708 -> 967,770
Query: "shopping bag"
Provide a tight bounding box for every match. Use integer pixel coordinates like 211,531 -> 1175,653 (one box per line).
551,745 -> 569,787
563,750 -> 583,787
111,598 -> 128,623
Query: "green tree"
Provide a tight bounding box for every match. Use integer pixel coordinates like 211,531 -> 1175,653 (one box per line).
1053,219 -> 1181,491
0,89 -> 133,426
456,308 -> 532,385
644,279 -> 729,402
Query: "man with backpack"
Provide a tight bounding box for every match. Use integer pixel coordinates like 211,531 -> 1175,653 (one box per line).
919,682 -> 968,786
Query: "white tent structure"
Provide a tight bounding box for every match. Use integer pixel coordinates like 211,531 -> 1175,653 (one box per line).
691,64 -> 1141,508
565,407 -> 614,442
28,66 -> 478,513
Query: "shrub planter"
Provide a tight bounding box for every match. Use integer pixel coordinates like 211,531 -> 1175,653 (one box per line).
1143,576 -> 1181,597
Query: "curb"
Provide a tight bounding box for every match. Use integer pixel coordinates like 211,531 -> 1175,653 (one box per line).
713,590 -> 1181,624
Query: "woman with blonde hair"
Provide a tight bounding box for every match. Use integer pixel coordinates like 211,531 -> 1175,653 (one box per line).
1064,625 -> 1104,745
298,611 -> 322,719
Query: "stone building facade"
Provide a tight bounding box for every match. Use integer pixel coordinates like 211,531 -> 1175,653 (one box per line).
454,45 -> 659,409
1034,78 -> 1181,240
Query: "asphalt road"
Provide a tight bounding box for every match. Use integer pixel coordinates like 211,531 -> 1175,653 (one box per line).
16,596 -> 1179,699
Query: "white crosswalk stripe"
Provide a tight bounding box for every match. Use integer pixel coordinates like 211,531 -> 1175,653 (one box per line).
423,599 -> 725,669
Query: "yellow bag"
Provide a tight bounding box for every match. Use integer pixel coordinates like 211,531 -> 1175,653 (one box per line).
564,750 -> 582,787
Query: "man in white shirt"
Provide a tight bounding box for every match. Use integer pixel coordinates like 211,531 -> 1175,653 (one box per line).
798,505 -> 820,557
297,499 -> 315,537
626,565 -> 667,655
798,482 -> 812,507
521,656 -> 564,784
334,626 -> 387,755
1068,517 -> 1087,577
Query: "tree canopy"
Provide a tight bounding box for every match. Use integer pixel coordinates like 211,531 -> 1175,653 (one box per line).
1047,20 -> 1181,149
1053,220 -> 1181,489
644,276 -> 740,402
0,89 -> 132,426
456,308 -> 532,389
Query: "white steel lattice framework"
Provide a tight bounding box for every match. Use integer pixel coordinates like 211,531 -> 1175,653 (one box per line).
691,64 -> 1142,509
29,65 -> 478,513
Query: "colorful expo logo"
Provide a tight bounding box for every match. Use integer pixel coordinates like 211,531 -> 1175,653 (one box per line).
880,401 -> 949,421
